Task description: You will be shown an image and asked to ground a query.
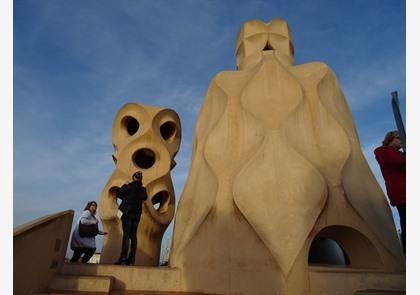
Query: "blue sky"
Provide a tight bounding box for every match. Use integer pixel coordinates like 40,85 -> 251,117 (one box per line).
13,0 -> 406,259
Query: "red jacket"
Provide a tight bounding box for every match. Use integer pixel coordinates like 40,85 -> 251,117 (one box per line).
374,146 -> 406,206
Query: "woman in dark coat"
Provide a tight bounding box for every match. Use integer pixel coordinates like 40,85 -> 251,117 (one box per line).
374,130 -> 405,252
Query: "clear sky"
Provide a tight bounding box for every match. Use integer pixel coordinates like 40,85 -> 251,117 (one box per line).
13,0 -> 406,259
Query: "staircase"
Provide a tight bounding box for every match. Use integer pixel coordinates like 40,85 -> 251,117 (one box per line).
354,291 -> 405,295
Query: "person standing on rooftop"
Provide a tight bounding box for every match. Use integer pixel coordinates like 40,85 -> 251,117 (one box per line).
374,131 -> 406,253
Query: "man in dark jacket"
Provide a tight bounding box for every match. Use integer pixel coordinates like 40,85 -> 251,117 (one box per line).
374,130 -> 406,253
115,171 -> 148,265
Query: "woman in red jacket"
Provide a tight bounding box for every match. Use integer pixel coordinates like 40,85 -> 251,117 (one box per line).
374,130 -> 406,253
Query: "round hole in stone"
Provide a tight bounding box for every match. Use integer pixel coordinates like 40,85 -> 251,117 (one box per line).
151,191 -> 170,213
132,148 -> 156,169
160,121 -> 177,142
121,116 -> 140,136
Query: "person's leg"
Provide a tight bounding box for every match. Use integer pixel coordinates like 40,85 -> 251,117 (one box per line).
115,215 -> 130,263
81,247 -> 96,263
396,203 -> 406,253
127,217 -> 140,263
121,216 -> 131,258
70,248 -> 84,262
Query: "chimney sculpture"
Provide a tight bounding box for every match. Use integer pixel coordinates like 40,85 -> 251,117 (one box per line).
99,103 -> 181,266
169,18 -> 404,295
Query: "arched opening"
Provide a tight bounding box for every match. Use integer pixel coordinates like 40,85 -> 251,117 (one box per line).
160,121 -> 177,142
308,238 -> 349,266
308,226 -> 383,269
121,116 -> 140,136
132,148 -> 156,169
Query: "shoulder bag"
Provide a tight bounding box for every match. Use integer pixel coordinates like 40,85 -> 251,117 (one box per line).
78,220 -> 99,237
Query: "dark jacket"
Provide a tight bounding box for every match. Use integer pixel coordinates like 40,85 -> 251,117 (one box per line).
116,180 -> 148,217
374,146 -> 406,206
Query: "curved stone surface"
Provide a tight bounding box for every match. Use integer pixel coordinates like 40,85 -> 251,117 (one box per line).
169,18 -> 404,295
99,103 -> 181,266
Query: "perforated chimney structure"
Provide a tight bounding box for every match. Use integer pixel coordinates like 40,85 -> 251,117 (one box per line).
99,102 -> 181,266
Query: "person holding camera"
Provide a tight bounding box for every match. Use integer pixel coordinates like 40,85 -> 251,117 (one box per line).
114,171 -> 148,265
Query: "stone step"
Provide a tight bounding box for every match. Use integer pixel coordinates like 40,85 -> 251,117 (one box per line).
354,290 -> 405,295
47,274 -> 114,293
34,291 -> 107,295
59,263 -> 404,294
60,263 -> 181,292
35,290 -> 217,295
309,267 -> 405,295
110,292 -> 217,295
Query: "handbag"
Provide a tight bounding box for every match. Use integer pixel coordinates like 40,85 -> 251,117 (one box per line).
78,220 -> 99,237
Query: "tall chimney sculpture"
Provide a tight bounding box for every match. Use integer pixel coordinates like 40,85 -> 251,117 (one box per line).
169,18 -> 404,295
99,103 -> 181,266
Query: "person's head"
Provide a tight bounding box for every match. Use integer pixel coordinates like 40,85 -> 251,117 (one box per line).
132,171 -> 143,182
382,130 -> 401,150
84,201 -> 98,215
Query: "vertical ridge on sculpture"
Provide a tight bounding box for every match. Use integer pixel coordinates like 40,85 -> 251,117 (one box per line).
99,103 -> 181,266
169,18 -> 404,295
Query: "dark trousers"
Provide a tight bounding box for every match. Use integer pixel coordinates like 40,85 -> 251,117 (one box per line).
120,214 -> 141,259
396,203 -> 406,253
70,247 -> 96,263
